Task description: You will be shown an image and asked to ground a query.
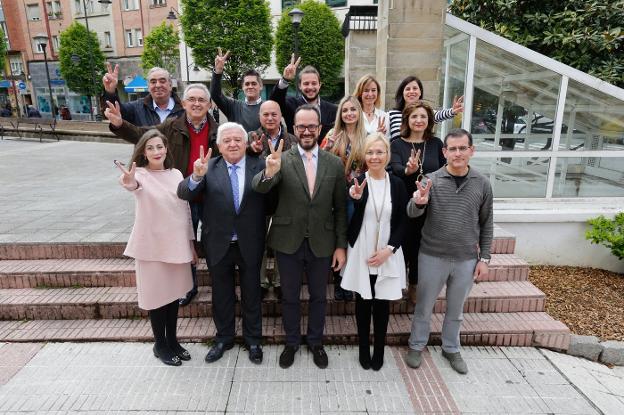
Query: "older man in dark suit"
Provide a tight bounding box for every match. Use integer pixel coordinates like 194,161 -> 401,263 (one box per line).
178,122 -> 266,364
252,104 -> 347,369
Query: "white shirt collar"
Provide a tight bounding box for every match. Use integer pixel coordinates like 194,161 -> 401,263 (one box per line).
297,144 -> 319,159
153,97 -> 175,111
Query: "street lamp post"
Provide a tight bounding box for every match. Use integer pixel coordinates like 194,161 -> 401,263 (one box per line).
33,35 -> 56,119
288,8 -> 304,60
166,8 -> 189,86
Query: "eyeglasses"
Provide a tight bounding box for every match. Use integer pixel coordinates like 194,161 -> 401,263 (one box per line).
365,151 -> 387,156
445,146 -> 471,153
295,124 -> 319,133
185,97 -> 208,104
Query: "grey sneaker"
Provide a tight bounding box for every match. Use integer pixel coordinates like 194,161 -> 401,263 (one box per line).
442,350 -> 468,374
405,349 -> 422,368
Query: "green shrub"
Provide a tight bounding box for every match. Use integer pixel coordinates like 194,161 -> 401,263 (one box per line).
585,213 -> 624,260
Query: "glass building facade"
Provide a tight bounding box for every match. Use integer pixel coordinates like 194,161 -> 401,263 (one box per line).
439,15 -> 624,199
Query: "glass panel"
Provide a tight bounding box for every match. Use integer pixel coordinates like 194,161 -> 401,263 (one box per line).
470,39 -> 561,152
559,79 -> 624,152
553,157 -> 624,197
439,27 -> 468,134
470,157 -> 549,198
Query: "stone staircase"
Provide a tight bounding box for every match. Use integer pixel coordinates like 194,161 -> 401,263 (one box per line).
0,227 -> 570,350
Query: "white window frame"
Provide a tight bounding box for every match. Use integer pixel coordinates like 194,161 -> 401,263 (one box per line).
135,29 -> 143,46
125,29 -> 134,47
104,31 -> 112,48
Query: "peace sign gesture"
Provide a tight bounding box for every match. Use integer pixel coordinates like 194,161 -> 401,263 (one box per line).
192,145 -> 212,181
412,179 -> 432,205
102,62 -> 119,94
104,100 -> 123,127
264,138 -> 284,178
214,47 -> 231,75
283,53 -> 302,81
115,160 -> 138,190
376,116 -> 387,134
451,95 -> 464,115
405,148 -> 421,176
349,177 -> 367,200
249,131 -> 266,154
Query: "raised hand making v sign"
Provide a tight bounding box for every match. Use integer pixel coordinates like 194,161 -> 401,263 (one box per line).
191,145 -> 212,182
214,47 -> 231,75
263,138 -> 284,178
283,53 -> 302,82
103,62 -> 119,95
115,160 -> 138,190
412,179 -> 432,206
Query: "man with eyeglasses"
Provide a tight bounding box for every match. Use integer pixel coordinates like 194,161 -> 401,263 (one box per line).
404,128 -> 493,375
105,83 -> 219,306
102,65 -> 184,126
210,49 -> 265,132
252,104 -> 347,370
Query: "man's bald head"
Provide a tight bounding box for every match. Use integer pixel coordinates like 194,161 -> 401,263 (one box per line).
259,100 -> 282,135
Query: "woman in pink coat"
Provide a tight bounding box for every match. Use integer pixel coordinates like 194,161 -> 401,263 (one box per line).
116,130 -> 196,366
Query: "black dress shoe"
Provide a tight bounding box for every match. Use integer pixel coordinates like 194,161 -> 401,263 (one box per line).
309,344 -> 328,369
179,290 -> 197,306
261,287 -> 269,300
153,344 -> 182,366
274,286 -> 282,301
334,285 -> 345,301
279,345 -> 298,369
248,344 -> 263,364
205,342 -> 234,363
343,290 -> 354,301
169,343 -> 191,361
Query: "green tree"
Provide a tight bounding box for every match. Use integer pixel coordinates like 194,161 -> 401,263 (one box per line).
449,0 -> 624,88
58,22 -> 106,98
180,0 -> 272,97
141,22 -> 180,76
0,27 -> 6,72
275,0 -> 344,97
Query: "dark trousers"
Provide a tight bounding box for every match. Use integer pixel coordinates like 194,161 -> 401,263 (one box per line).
210,241 -> 262,346
355,275 -> 390,364
276,239 -> 331,347
403,214 -> 426,285
188,202 -> 204,295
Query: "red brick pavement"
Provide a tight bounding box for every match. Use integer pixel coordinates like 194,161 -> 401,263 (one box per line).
0,342 -> 44,385
393,347 -> 461,414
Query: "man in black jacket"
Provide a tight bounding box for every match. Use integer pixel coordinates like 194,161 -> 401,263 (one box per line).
102,63 -> 184,127
269,55 -> 337,142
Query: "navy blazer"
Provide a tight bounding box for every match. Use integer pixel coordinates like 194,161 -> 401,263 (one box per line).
347,173 -> 409,250
177,155 -> 266,267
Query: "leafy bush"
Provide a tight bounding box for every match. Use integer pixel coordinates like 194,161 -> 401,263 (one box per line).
585,213 -> 624,260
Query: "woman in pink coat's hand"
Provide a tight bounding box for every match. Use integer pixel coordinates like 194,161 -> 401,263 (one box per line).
116,129 -> 196,367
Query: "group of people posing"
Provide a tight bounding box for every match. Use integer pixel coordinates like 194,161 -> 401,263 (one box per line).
103,51 -> 493,375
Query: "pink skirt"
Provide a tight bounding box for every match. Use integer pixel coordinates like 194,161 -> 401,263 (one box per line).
135,260 -> 193,310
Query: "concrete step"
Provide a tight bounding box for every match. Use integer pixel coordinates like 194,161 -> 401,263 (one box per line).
0,254 -> 529,289
0,227 -> 518,260
0,281 -> 545,320
0,312 -> 570,351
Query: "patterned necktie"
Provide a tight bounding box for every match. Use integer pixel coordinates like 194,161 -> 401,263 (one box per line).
229,164 -> 240,213
304,152 -> 316,197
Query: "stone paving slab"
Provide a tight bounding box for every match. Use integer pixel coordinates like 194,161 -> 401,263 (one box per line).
429,346 -> 600,414
543,348 -> 624,415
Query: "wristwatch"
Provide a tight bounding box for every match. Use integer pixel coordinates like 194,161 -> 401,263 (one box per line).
479,257 -> 490,265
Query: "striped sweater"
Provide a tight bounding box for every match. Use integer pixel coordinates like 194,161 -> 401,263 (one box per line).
388,107 -> 455,141
406,166 -> 494,261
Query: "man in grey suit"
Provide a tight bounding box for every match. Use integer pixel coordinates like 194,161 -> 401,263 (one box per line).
252,104 -> 348,369
178,122 -> 266,364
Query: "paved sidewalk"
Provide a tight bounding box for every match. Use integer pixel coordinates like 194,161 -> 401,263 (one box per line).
1,342 -> 623,414
0,138 -> 134,243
